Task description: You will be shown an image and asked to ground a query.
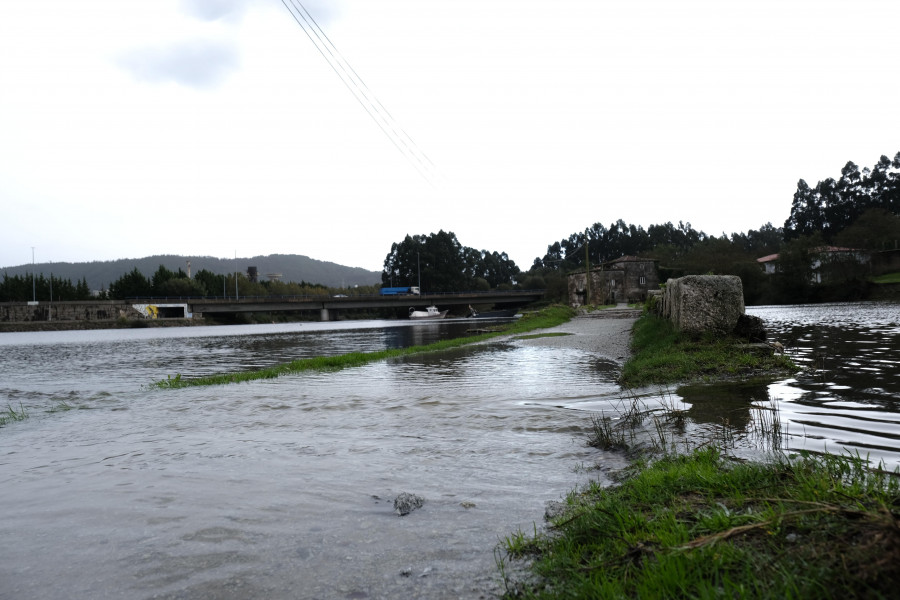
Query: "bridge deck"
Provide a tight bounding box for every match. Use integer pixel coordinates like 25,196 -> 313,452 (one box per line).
188,290 -> 544,314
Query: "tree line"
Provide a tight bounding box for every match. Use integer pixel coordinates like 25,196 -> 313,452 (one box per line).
518,151 -> 899,304
0,273 -> 92,303
381,230 -> 520,293
785,153 -> 900,244
377,152 -> 898,305
375,151 -> 898,305
105,265 -> 378,300
1,264 -> 380,302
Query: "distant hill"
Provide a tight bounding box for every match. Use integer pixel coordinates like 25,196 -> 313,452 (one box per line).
0,254 -> 381,291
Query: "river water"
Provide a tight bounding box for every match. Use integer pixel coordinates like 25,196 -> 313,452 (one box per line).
655,302 -> 900,469
748,302 -> 900,467
1,303 -> 898,599
0,318 -> 630,600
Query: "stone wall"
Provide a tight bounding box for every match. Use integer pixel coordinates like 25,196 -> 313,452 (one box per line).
0,301 -> 146,323
568,257 -> 660,306
658,275 -> 744,335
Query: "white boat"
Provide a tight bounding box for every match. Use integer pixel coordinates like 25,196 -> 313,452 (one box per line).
409,305 -> 448,320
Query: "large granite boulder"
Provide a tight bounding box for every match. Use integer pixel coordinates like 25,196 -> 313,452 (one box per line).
662,275 -> 744,335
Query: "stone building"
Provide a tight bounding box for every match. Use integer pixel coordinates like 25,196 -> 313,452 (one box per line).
568,256 -> 659,306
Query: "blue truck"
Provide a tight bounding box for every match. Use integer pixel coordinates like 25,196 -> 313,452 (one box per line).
379,286 -> 420,296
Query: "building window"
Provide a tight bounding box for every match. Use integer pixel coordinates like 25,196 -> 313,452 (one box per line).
640,276 -> 646,285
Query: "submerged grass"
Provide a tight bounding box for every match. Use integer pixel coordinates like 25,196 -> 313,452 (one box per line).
153,305 -> 575,388
500,447 -> 900,599
585,391 -> 787,459
0,403 -> 27,427
620,313 -> 796,387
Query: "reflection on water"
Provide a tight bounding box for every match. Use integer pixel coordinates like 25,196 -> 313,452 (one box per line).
668,302 -> 900,468
677,380 -> 774,431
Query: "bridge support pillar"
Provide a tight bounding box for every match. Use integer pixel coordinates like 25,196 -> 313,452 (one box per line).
320,308 -> 330,321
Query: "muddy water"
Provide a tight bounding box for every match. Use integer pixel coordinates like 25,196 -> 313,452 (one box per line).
0,319 -> 628,600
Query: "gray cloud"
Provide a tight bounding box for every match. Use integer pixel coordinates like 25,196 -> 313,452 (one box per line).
118,40 -> 240,89
180,0 -> 249,22
179,0 -> 340,24
117,0 -> 342,89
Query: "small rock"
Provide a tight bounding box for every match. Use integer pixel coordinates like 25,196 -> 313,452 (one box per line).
394,492 -> 425,516
544,500 -> 569,521
459,501 -> 476,509
734,313 -> 768,343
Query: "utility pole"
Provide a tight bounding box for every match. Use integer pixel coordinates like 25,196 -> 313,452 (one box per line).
31,246 -> 36,303
584,239 -> 590,305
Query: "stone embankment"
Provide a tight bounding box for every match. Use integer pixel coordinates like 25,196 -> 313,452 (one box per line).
0,301 -> 144,324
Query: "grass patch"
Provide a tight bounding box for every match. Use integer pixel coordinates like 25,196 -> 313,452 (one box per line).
872,272 -> 900,284
47,400 -> 76,413
154,305 -> 575,388
499,447 -> 900,599
620,313 -> 796,387
0,403 -> 27,427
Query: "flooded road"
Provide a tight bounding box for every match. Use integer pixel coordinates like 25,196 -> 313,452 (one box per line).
0,319 -> 630,599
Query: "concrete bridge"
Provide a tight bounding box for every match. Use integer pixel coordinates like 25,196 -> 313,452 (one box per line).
189,289 -> 545,321
1,290 -> 545,325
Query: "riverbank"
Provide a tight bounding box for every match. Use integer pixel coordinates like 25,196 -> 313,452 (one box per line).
500,447 -> 900,599
497,307 -> 900,599
620,312 -> 797,387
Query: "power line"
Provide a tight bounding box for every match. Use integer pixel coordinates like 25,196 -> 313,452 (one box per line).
279,0 -> 438,184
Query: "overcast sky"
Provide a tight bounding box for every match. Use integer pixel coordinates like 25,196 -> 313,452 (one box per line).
1,0 -> 898,272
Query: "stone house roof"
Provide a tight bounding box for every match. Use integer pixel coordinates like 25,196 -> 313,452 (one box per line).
604,255 -> 657,266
